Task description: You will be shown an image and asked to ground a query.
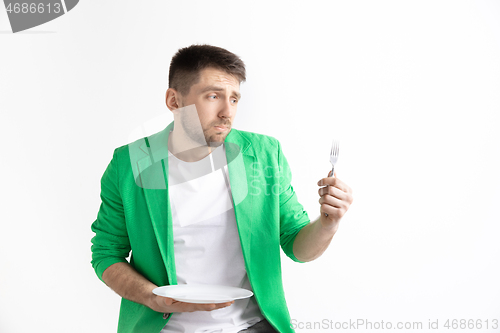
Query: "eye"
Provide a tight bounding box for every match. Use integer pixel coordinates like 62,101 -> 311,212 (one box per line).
231,98 -> 238,104
208,95 -> 217,100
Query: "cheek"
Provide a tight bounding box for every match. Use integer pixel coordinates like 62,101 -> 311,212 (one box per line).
197,113 -> 215,131
196,103 -> 219,122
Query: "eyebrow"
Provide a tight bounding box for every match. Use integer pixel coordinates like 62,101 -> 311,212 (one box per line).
199,85 -> 241,100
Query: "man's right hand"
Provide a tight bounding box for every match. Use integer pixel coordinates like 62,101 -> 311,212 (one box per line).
150,294 -> 234,313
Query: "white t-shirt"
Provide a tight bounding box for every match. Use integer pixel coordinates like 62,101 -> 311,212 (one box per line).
161,142 -> 263,333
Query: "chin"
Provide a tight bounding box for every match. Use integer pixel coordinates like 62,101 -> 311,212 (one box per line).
207,135 -> 226,144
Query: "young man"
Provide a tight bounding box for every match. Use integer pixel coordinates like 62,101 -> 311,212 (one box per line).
91,44 -> 353,333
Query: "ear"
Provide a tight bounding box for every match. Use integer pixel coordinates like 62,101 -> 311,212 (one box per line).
165,88 -> 181,112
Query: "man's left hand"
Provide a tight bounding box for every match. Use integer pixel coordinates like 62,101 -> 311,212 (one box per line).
317,171 -> 353,232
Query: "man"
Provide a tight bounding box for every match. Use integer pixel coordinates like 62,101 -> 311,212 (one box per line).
91,44 -> 353,333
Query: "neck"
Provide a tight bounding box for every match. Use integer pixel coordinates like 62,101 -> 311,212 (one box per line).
168,130 -> 218,162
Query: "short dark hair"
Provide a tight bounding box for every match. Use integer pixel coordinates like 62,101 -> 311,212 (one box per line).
168,44 -> 246,96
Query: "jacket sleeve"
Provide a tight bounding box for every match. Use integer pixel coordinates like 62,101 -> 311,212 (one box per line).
277,141 -> 311,263
90,148 -> 131,282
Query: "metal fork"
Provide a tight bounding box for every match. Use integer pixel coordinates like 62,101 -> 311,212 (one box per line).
325,140 -> 339,217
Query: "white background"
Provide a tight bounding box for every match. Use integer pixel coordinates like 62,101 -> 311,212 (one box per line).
1,1 -> 499,332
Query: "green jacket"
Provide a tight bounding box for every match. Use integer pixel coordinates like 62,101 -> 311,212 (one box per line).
91,120 -> 311,333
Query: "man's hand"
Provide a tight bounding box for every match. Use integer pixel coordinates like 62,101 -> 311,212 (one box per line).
102,262 -> 234,316
150,295 -> 234,313
317,171 -> 353,233
292,171 -> 353,262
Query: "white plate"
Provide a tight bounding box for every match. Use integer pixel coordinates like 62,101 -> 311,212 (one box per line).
152,284 -> 253,304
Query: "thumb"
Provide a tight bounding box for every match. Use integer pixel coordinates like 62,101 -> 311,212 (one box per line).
163,297 -> 174,306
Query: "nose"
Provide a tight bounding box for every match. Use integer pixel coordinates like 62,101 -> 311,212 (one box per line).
219,98 -> 234,120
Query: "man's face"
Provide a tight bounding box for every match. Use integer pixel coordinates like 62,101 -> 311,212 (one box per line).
177,67 -> 241,145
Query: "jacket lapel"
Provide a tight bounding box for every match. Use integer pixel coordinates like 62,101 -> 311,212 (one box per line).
134,121 -> 177,284
133,120 -> 255,284
224,127 -> 255,267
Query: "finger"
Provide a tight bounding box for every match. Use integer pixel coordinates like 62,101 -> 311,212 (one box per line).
163,297 -> 174,306
178,302 -> 217,312
318,186 -> 349,201
318,177 -> 351,193
332,177 -> 352,193
213,301 -> 234,310
177,301 -> 234,312
196,303 -> 218,311
318,195 -> 345,209
195,301 -> 234,311
318,177 -> 336,187
320,204 -> 344,219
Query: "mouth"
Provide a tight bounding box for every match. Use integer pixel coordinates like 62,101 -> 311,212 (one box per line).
214,125 -> 229,131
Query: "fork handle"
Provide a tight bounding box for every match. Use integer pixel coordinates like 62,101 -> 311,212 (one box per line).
324,166 -> 335,217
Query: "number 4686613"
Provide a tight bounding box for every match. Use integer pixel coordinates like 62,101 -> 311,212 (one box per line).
444,319 -> 498,330
6,3 -> 62,14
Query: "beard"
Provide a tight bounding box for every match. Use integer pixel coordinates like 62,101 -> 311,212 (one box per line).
180,115 -> 230,148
